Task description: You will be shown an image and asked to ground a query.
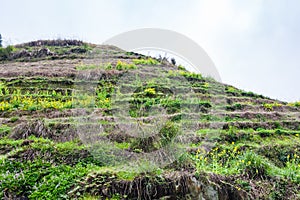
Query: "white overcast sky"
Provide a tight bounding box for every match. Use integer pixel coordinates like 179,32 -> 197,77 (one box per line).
0,0 -> 299,102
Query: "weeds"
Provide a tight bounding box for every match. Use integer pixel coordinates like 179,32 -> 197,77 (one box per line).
193,143 -> 272,179
133,58 -> 160,65
239,151 -> 270,179
167,70 -> 203,80
116,60 -> 137,70
280,152 -> 300,183
76,61 -> 136,71
0,159 -> 93,200
226,86 -> 239,95
287,101 -> 300,107
263,103 -> 282,111
0,125 -> 11,137
0,82 -> 112,111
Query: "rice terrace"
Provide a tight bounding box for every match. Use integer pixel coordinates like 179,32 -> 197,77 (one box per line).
0,40 -> 299,199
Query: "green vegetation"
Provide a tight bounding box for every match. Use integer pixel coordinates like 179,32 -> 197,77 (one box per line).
0,81 -> 113,111
193,144 -> 299,183
288,101 -> 300,107
0,159 -> 93,199
0,40 -> 299,199
177,70 -> 203,79
263,102 -> 283,111
76,61 -> 137,71
0,45 -> 15,60
0,124 -> 11,137
177,64 -> 186,71
115,60 -> 137,70
133,57 -> 160,65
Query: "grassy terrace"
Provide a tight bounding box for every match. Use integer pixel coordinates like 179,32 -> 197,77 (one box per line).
0,40 -> 299,199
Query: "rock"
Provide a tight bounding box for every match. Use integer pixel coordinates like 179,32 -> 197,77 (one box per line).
33,48 -> 55,58
11,49 -> 32,59
70,47 -> 87,54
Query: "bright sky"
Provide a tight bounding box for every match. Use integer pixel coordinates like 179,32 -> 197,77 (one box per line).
1,0 -> 299,102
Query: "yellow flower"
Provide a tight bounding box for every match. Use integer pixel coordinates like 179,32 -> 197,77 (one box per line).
233,147 -> 238,152
247,161 -> 251,165
232,141 -> 235,145
296,134 -> 299,137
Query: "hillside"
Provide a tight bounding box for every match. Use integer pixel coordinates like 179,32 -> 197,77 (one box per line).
0,40 -> 299,200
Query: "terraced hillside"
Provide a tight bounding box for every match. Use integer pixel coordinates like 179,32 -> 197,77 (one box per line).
0,40 -> 299,200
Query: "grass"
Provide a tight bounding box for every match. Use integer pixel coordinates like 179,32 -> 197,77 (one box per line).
1,40 -> 300,199
133,58 -> 160,65
0,125 -> 11,137
167,70 -> 203,80
76,64 -> 103,70
0,158 -> 95,200
193,143 -> 299,184
76,60 -> 137,71
226,86 -> 239,94
0,81 -> 114,111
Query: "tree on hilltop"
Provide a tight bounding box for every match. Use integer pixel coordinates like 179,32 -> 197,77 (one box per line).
0,34 -> 2,47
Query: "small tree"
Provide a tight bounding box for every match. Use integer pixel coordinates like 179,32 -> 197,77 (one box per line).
171,57 -> 176,65
0,34 -> 2,47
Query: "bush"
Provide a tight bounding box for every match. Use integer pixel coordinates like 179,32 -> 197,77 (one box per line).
287,101 -> 300,107
130,121 -> 178,152
226,86 -> 239,95
0,45 -> 15,60
158,121 -> 179,147
178,65 -> 186,71
238,151 -> 270,179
